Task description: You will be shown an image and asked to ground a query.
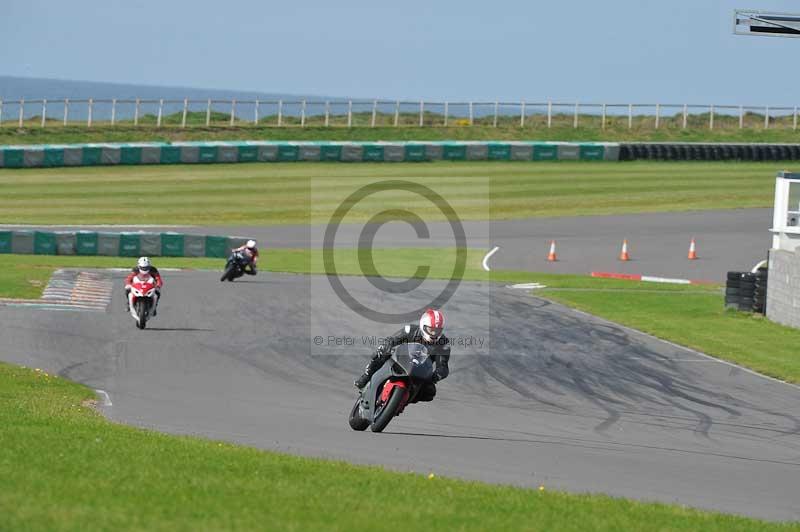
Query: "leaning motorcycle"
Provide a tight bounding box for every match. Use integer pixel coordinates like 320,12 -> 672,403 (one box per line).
128,273 -> 158,330
349,342 -> 435,433
220,250 -> 250,282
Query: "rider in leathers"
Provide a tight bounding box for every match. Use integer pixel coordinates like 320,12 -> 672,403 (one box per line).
354,309 -> 450,402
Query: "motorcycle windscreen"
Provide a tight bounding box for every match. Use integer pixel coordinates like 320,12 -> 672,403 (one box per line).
393,342 -> 434,380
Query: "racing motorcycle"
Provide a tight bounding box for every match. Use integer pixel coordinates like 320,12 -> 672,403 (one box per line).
349,342 -> 435,433
220,250 -> 251,282
128,273 -> 158,330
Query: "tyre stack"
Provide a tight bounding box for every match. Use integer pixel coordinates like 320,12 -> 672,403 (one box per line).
753,268 -> 768,314
725,271 -> 741,310
738,273 -> 756,312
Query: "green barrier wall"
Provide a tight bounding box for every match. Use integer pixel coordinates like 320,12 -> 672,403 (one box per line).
0,231 -> 11,253
34,231 -> 57,255
0,141 -> 621,168
0,230 -> 248,258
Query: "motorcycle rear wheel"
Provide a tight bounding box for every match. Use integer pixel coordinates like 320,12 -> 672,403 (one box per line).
220,265 -> 234,282
371,386 -> 405,433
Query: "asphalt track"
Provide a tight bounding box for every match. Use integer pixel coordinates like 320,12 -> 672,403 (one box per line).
2,269 -> 799,521
12,208 -> 773,281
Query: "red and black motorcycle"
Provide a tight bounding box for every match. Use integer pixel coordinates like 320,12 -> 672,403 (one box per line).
127,273 -> 158,330
349,342 -> 435,433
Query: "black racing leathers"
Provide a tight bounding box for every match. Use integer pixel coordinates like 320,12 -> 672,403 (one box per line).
359,324 -> 450,402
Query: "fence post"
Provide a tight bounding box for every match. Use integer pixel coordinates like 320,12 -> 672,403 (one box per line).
0,100 -> 3,127
254,99 -> 259,125
468,101 -> 474,126
18,99 -> 24,128
764,106 -> 769,129
205,98 -> 211,126
573,102 -> 579,128
111,98 -> 117,126
444,101 -> 449,127
655,103 -> 660,129
794,106 -> 798,131
547,101 -> 552,128
601,103 -> 607,129
739,105 -> 744,129
41,99 -> 47,128
520,101 -> 525,128
230,99 -> 236,126
709,105 -> 714,130
493,101 -> 498,127
324,101 -> 330,127
301,100 -> 307,127
346,100 -> 351,128
371,99 -> 377,127
683,104 -> 688,129
156,99 -> 163,128
88,98 -> 93,128
419,100 -> 424,127
628,103 -> 633,129
181,98 -> 188,128
394,100 -> 399,127
134,98 -> 139,126
278,100 -> 283,127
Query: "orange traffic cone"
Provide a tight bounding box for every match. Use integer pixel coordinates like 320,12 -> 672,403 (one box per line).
688,238 -> 698,260
547,240 -> 557,262
619,239 -> 630,261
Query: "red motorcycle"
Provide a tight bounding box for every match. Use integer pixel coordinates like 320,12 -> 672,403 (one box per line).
128,273 -> 158,330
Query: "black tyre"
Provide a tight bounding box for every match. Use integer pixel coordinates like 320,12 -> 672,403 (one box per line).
220,264 -> 234,282
349,399 -> 369,431
738,298 -> 754,312
370,386 -> 406,433
727,271 -> 742,281
725,295 -> 740,309
135,300 -> 147,330
725,288 -> 739,296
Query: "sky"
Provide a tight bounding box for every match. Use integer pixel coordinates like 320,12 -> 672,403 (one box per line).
2,0 -> 800,104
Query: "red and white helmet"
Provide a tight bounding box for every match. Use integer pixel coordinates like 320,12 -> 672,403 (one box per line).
419,308 -> 445,342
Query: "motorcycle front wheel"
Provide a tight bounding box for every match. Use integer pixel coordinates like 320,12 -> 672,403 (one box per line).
348,398 -> 369,431
135,300 -> 148,330
371,386 -> 406,433
220,264 -> 234,282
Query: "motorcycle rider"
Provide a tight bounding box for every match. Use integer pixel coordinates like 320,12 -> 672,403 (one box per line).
354,308 -> 450,403
231,239 -> 259,275
124,256 -> 163,316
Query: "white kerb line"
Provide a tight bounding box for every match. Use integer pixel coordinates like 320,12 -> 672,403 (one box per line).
95,389 -> 113,406
482,246 -> 499,271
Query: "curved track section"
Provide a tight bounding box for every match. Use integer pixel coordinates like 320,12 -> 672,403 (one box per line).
1,271 -> 799,521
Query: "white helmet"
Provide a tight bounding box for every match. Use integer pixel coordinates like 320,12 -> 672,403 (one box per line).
137,256 -> 151,273
419,308 -> 445,343
246,239 -> 257,250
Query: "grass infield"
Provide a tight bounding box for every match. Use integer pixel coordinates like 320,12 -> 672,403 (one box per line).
0,161 -> 782,225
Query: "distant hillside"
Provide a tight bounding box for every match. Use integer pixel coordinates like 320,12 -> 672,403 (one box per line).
0,76 -> 328,102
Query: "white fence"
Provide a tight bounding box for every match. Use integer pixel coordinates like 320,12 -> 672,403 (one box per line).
1,98 -> 799,130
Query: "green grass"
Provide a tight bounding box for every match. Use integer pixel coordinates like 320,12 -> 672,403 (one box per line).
0,161 -> 785,225
4,121 -> 800,144
1,361 -> 795,531
0,250 -> 716,300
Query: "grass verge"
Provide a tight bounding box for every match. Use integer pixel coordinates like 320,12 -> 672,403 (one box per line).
1,361 -> 795,531
0,161 -> 783,225
4,123 -> 800,144
0,250 -> 714,299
